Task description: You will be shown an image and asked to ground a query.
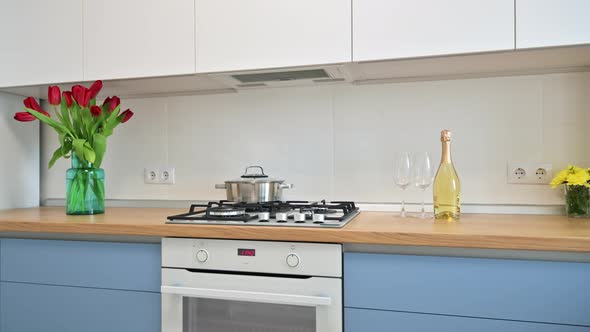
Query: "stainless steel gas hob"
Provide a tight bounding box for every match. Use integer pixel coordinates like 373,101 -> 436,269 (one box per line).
166,200 -> 360,228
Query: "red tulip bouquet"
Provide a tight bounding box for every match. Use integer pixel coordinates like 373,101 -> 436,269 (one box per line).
14,80 -> 134,215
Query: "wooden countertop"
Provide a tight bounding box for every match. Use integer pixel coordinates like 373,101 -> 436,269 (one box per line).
0,207 -> 589,252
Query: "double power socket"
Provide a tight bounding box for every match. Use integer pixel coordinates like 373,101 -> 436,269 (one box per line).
507,162 -> 552,185
144,168 -> 175,184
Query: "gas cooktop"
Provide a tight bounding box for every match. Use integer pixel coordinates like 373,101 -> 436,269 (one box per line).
166,200 -> 360,228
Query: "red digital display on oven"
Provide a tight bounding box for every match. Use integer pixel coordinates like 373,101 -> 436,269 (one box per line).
238,248 -> 256,256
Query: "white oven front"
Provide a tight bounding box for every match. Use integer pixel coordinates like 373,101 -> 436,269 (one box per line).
162,268 -> 342,332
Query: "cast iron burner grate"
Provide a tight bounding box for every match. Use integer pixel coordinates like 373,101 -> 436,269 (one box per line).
166,200 -> 359,227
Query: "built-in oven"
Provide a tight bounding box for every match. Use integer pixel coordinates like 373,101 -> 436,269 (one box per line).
162,238 -> 342,332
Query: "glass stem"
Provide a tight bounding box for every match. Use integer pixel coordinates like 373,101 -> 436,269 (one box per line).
421,188 -> 426,218
401,188 -> 406,217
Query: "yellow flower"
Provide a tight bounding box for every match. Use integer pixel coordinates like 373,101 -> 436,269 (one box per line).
550,168 -> 570,188
566,166 -> 590,186
550,165 -> 590,188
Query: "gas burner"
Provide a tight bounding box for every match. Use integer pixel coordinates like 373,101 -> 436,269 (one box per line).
167,200 -> 360,228
209,206 -> 246,217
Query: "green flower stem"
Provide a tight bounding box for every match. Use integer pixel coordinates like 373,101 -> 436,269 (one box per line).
565,185 -> 590,218
66,155 -> 105,215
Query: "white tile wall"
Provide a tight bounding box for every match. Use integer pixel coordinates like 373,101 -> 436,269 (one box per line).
41,72 -> 590,206
0,92 -> 39,209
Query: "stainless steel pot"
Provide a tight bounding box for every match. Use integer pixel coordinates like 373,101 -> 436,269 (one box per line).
215,166 -> 293,203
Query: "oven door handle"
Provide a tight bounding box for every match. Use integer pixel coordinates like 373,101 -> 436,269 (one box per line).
161,285 -> 332,307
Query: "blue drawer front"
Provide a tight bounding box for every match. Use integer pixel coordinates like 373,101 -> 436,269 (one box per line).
345,308 -> 590,332
344,253 -> 590,326
1,239 -> 160,292
1,282 -> 160,332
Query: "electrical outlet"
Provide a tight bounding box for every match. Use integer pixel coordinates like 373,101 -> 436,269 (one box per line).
507,162 -> 553,184
160,167 -> 175,185
145,167 -> 176,184
144,168 -> 158,184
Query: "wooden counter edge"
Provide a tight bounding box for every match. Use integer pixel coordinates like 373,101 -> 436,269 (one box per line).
0,220 -> 589,253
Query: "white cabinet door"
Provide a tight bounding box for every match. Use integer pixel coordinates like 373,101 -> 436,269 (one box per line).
84,0 -> 195,80
516,0 -> 590,49
195,0 -> 351,73
0,0 -> 83,88
353,0 -> 514,62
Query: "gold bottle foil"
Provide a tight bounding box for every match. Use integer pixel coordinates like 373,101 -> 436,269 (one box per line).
440,130 -> 452,142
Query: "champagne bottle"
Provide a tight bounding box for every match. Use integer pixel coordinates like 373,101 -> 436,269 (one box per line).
433,130 -> 461,221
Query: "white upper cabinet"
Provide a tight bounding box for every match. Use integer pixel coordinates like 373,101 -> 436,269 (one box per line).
516,0 -> 590,49
84,0 -> 195,81
0,0 -> 83,88
353,0 -> 515,62
194,0 -> 352,73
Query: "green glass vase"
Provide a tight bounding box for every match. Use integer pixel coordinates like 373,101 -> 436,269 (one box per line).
66,155 -> 105,215
565,185 -> 590,218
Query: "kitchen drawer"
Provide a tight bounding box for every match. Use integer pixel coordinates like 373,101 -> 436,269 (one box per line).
1,282 -> 159,332
1,239 -> 160,292
344,253 -> 590,326
345,308 -> 590,332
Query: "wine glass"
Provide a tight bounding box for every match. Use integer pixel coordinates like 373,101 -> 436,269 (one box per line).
394,152 -> 412,217
413,152 -> 434,218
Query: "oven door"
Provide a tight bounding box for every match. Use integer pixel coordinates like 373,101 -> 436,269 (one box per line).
162,268 -> 342,332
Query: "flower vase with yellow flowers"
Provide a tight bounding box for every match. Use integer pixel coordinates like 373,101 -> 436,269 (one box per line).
550,166 -> 590,218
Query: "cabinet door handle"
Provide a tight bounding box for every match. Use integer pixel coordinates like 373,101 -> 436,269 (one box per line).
161,285 -> 331,307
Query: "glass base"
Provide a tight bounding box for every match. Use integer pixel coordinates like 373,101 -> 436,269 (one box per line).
434,211 -> 460,223
67,209 -> 105,216
407,212 -> 433,219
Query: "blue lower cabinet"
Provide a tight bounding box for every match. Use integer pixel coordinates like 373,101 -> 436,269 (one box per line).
345,308 -> 590,332
344,253 -> 590,326
1,239 -> 160,292
0,282 -> 160,332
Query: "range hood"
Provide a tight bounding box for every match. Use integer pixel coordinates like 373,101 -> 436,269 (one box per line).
208,65 -> 352,89
5,45 -> 590,99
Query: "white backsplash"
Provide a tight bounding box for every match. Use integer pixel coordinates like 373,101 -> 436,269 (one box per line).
40,72 -> 590,206
0,92 -> 39,209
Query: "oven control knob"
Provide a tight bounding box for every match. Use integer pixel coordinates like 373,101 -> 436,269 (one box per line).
196,249 -> 209,263
286,253 -> 300,268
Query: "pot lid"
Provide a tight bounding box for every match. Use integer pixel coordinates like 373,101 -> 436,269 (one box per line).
226,166 -> 284,183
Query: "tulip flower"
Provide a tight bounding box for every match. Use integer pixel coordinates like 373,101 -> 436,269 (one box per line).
13,82 -> 131,171
120,109 -> 134,123
23,97 -> 50,117
48,86 -> 61,105
88,80 -> 103,100
13,112 -> 36,122
108,96 -> 120,113
71,85 -> 90,108
63,91 -> 73,108
90,105 -> 102,117
102,96 -> 111,106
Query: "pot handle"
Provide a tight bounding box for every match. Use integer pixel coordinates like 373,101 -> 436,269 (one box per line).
242,166 -> 268,178
215,184 -> 227,189
279,183 -> 293,189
